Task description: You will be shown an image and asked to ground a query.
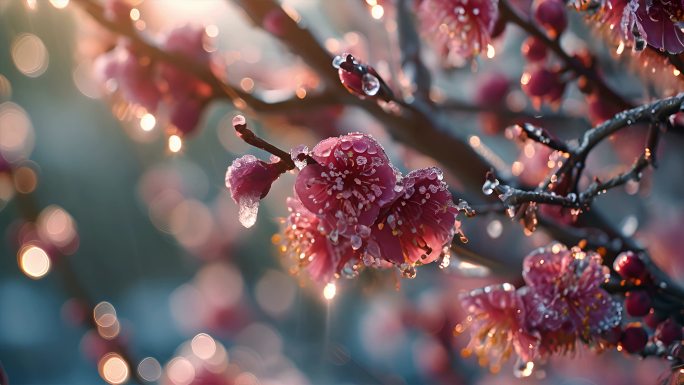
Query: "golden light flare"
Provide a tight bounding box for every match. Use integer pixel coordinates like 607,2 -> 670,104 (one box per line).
11,33 -> 49,78
168,135 -> 183,153
49,0 -> 69,9
99,353 -> 129,385
486,44 -> 496,59
323,282 -> 337,301
139,113 -> 156,131
370,4 -> 384,19
18,244 -> 51,279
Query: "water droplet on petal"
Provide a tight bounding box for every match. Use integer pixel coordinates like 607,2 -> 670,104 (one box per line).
513,359 -> 535,378
361,73 -> 380,96
350,235 -> 362,250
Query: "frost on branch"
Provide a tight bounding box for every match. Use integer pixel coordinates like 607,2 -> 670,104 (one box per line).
225,154 -> 283,228
458,244 -> 622,376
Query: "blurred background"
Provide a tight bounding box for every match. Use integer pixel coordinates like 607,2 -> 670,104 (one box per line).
0,0 -> 683,384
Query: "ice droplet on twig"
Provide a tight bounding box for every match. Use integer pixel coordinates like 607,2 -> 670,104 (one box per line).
332,55 -> 345,69
362,73 -> 380,96
482,178 -> 499,195
290,144 -> 309,170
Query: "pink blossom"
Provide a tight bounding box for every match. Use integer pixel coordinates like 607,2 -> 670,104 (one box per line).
294,133 -> 399,241
365,167 -> 459,267
225,155 -> 283,228
417,0 -> 499,65
279,197 -> 360,283
632,0 -> 684,54
599,0 -> 684,54
459,283 -> 540,365
95,44 -> 162,112
160,25 -> 212,100
522,245 -> 622,344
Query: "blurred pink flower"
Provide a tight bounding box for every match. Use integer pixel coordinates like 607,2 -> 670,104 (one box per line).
522,246 -> 622,349
417,0 -> 500,65
294,133 -> 398,241
225,155 -> 283,228
365,167 -> 459,267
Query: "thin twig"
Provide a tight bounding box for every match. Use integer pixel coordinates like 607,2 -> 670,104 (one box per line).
231,115 -> 316,170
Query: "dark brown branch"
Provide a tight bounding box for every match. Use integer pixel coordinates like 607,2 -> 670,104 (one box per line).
508,123 -> 570,153
542,92 -> 684,190
499,0 -> 633,110
396,0 -> 432,100
231,115 -> 316,170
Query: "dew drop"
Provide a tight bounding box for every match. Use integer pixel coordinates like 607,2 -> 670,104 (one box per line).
332,55 -> 345,69
361,73 -> 380,96
350,235 -> 362,250
513,359 -> 535,378
482,178 -> 499,195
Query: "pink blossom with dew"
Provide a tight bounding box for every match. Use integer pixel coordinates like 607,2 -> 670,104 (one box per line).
417,0 -> 500,66
522,245 -> 622,348
632,0 -> 684,54
277,197 -> 361,283
458,283 -> 541,368
294,133 -> 399,242
598,0 -> 684,54
225,155 -> 283,228
365,167 -> 460,268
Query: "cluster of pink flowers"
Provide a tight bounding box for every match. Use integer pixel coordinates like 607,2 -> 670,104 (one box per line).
596,0 -> 684,54
416,0 -> 500,65
458,244 -> 622,374
225,133 -> 461,283
94,18 -> 213,136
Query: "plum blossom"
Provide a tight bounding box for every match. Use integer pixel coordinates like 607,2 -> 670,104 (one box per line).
459,244 -> 623,373
417,0 -> 500,65
598,0 -> 684,54
294,133 -> 399,242
365,167 -> 460,267
278,197 -> 360,283
522,245 -> 622,345
459,284 -> 540,367
225,155 -> 283,228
